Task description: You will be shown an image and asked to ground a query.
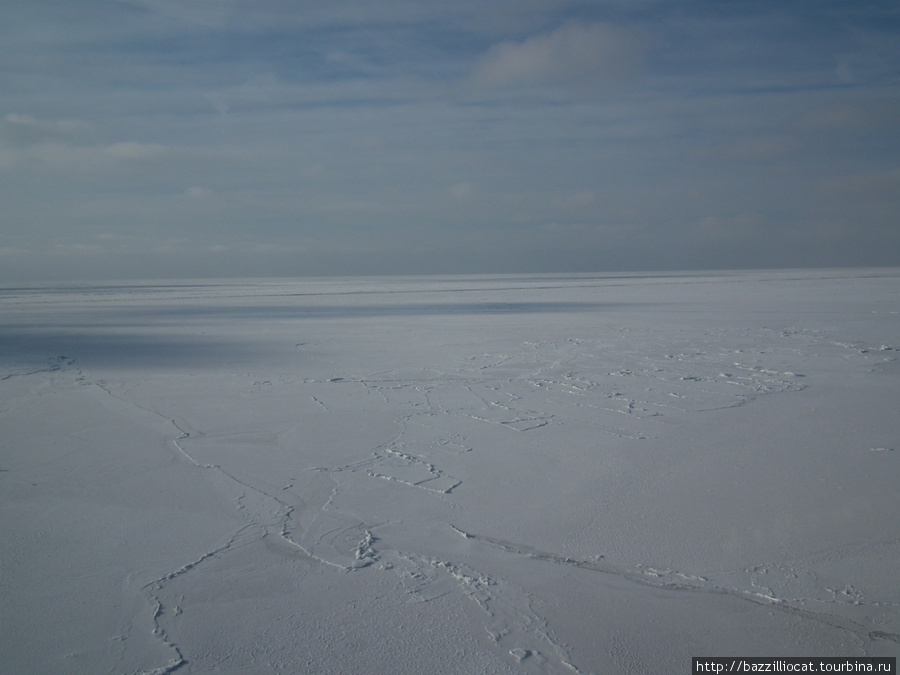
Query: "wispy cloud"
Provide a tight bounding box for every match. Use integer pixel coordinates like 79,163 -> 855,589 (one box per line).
470,21 -> 645,91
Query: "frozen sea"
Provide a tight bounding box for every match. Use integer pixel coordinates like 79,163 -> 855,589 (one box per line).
1,269 -> 898,674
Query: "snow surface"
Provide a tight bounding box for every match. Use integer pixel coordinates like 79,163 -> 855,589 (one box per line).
1,269 -> 898,674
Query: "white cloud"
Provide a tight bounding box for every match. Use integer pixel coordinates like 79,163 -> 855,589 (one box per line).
817,168 -> 900,197
797,100 -> 900,131
52,242 -> 105,255
450,182 -> 475,198
694,136 -> 794,161
251,243 -> 307,254
470,22 -> 645,91
114,0 -> 240,29
559,190 -> 596,208
0,114 -> 89,151
185,186 -> 212,199
3,113 -> 85,133
693,213 -> 764,239
0,148 -> 14,171
0,246 -> 27,257
103,142 -> 166,159
814,169 -> 900,224
16,141 -> 167,170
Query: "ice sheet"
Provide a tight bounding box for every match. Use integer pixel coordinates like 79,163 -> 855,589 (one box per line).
2,270 -> 898,673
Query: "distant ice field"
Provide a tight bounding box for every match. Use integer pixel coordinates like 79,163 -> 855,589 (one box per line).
2,269 -> 898,674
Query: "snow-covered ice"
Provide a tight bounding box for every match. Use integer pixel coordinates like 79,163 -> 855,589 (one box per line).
1,269 -> 898,673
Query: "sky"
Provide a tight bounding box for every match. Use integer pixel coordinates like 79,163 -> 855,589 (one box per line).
1,0 -> 899,281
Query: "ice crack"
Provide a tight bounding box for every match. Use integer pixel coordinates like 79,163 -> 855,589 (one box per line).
448,525 -> 900,649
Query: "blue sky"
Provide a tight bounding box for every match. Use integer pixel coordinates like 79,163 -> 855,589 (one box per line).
1,0 -> 899,281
